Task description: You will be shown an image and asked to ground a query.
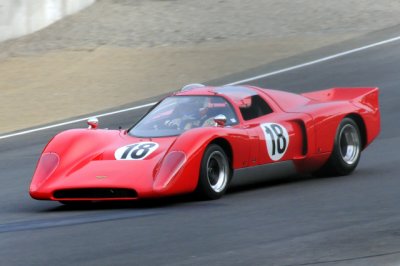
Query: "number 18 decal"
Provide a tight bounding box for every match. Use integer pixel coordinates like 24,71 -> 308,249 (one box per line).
261,123 -> 289,161
115,142 -> 159,160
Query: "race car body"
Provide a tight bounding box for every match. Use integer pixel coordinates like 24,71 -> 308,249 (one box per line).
29,85 -> 380,202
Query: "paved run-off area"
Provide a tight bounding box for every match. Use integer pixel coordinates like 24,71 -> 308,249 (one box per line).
1,0 -> 400,134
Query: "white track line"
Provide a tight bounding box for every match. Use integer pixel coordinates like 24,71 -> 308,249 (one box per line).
2,34 -> 400,140
0,102 -> 157,140
227,35 -> 400,85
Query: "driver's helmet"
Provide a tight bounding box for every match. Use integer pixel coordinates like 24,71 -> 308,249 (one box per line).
180,97 -> 208,119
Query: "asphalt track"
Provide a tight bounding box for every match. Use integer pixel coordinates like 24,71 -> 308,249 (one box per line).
2,27 -> 400,265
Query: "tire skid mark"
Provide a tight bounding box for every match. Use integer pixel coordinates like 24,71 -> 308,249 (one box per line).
0,210 -> 159,233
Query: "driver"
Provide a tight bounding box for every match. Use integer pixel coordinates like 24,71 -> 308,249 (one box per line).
164,97 -> 210,130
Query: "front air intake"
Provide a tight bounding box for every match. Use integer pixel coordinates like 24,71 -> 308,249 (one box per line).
53,188 -> 138,199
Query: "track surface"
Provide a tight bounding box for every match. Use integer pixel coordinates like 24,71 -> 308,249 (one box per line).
1,30 -> 400,265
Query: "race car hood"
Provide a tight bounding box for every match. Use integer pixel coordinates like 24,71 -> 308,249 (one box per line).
30,129 -> 180,199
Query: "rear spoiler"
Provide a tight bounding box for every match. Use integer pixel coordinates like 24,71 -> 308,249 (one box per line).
302,87 -> 379,111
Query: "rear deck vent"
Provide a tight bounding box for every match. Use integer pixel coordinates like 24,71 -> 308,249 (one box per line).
53,188 -> 137,199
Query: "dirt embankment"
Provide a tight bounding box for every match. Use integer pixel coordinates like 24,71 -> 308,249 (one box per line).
1,0 -> 400,133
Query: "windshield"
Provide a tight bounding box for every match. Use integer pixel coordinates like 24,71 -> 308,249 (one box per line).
129,96 -> 238,137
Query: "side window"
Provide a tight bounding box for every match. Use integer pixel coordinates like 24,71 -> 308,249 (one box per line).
206,97 -> 238,125
239,95 -> 273,121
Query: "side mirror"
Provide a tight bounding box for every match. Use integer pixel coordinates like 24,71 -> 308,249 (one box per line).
214,114 -> 227,127
87,117 -> 99,129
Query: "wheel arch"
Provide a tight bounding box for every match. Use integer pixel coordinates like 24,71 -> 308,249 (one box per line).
345,113 -> 367,149
208,137 -> 233,169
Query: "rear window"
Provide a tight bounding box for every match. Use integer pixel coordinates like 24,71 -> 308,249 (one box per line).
239,95 -> 273,120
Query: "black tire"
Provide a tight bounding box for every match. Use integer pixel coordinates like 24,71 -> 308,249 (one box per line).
314,117 -> 362,176
195,144 -> 231,200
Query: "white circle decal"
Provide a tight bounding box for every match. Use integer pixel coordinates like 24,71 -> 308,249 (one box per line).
260,123 -> 289,161
115,142 -> 159,160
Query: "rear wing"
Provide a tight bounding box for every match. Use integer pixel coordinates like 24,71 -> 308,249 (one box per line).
302,87 -> 379,111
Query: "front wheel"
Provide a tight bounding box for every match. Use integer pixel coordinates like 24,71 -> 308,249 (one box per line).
315,118 -> 362,176
196,144 -> 231,200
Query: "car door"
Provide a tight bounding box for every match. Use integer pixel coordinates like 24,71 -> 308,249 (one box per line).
256,113 -> 307,165
238,94 -> 306,166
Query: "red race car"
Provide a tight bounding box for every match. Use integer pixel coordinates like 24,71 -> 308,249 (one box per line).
30,84 -> 380,203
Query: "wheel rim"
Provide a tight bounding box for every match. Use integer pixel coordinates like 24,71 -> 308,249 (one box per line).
206,151 -> 228,193
339,124 -> 360,165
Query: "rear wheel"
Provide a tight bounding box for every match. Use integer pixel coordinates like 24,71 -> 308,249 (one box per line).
196,144 -> 231,200
315,118 -> 362,176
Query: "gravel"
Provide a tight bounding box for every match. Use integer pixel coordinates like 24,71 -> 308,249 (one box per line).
1,0 -> 400,58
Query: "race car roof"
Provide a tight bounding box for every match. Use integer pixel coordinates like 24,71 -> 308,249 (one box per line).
176,85 -> 258,104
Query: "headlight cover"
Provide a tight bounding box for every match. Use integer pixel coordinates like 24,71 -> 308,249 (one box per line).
153,151 -> 186,191
30,152 -> 60,190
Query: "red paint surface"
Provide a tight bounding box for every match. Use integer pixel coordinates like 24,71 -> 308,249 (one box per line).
30,86 -> 380,201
